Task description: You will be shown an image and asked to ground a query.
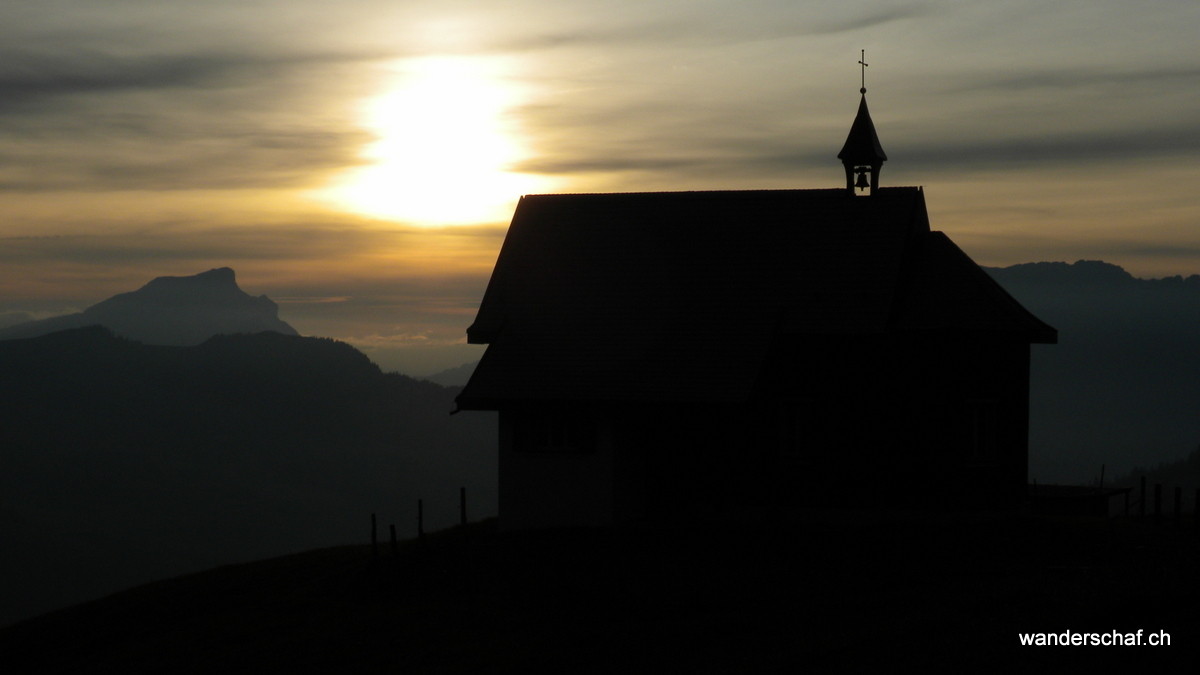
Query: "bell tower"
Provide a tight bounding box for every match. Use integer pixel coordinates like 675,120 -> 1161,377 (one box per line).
838,50 -> 888,195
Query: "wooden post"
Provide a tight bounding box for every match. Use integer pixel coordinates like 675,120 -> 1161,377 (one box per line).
371,512 -> 378,557
1174,487 -> 1182,528
460,487 -> 467,527
1154,484 -> 1162,525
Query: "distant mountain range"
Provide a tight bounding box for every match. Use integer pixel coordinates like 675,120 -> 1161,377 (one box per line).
0,267 -> 296,345
0,327 -> 496,626
423,361 -> 479,387
0,259 -> 1195,626
983,260 -> 1200,485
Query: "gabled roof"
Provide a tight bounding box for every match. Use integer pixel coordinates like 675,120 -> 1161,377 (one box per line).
892,232 -> 1058,341
457,187 -> 1054,409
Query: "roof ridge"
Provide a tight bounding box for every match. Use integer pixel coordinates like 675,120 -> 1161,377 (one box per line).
520,186 -> 924,199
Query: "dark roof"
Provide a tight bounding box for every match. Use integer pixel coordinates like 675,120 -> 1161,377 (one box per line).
457,187 -> 1055,409
837,95 -> 887,165
893,232 -> 1058,341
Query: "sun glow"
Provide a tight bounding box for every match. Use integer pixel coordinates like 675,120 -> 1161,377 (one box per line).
322,56 -> 554,226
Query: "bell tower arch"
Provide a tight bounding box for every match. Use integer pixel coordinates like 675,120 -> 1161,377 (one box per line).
837,50 -> 888,195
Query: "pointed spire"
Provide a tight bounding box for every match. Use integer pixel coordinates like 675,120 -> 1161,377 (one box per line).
838,95 -> 887,166
838,50 -> 887,195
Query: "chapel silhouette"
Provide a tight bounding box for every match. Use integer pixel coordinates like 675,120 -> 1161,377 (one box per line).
457,64 -> 1056,530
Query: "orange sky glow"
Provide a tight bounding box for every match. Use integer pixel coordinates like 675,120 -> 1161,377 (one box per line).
2,1 -> 1198,374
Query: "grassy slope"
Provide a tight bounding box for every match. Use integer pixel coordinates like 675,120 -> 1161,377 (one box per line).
1,515 -> 1198,672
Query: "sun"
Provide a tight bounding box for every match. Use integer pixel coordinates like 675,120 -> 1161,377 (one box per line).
322,56 -> 554,226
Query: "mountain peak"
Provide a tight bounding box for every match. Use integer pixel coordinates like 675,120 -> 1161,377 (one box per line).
132,267 -> 245,303
146,266 -> 237,287
0,268 -> 298,345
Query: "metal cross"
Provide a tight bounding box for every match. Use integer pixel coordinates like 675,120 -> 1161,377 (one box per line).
859,49 -> 868,93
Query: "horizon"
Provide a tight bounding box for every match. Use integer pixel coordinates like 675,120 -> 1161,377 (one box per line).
2,1 -> 1198,373
0,253 -> 1185,377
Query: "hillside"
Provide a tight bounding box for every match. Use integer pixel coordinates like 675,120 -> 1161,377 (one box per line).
422,360 -> 479,387
984,261 -> 1200,483
0,328 -> 496,626
2,257 -> 1195,629
1,516 -> 1197,671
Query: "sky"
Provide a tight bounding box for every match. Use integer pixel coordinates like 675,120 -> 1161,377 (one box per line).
2,0 -> 1198,374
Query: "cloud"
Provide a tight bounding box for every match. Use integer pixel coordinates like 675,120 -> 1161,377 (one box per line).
0,220 -> 505,271
891,124 -> 1200,171
0,132 -> 367,193
1,0 -> 1197,326
0,41 -> 383,193
0,43 -> 398,108
809,4 -> 937,36
483,2 -> 936,53
0,227 -> 364,266
0,1 -> 941,197
962,66 -> 1200,93
515,73 -> 1200,185
0,50 -> 245,110
338,331 -> 466,349
1102,244 -> 1200,264
274,296 -> 354,305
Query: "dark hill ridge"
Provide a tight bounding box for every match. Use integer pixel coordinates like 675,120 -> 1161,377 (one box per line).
2,516 -> 1198,671
1,257 -> 1195,627
983,260 -> 1200,483
423,360 -> 479,387
0,327 -> 496,627
987,259 -> 1200,288
0,267 -> 297,345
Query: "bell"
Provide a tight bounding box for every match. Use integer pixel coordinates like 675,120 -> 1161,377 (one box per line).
854,168 -> 871,191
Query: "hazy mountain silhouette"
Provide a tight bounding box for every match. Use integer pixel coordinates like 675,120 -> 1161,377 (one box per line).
423,360 -> 479,387
3,258 -> 1195,626
0,327 -> 495,626
0,267 -> 297,345
984,260 -> 1200,484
